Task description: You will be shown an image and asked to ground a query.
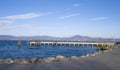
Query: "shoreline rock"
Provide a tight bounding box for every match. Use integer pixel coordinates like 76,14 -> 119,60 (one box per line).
70,56 -> 79,60
89,54 -> 96,56
31,57 -> 39,63
16,59 -> 31,64
0,59 -> 4,64
0,47 -> 116,64
80,55 -> 86,58
56,55 -> 69,61
43,57 -> 56,63
4,58 -> 14,64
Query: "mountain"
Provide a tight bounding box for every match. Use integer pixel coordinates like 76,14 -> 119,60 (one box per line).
0,35 -> 15,40
69,35 -> 92,41
0,35 -> 119,42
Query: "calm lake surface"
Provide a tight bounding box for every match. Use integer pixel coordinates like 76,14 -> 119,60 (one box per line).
0,40 -> 100,59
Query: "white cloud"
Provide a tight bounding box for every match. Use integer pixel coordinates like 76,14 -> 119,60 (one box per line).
60,13 -> 80,19
3,13 -> 41,20
0,13 -> 43,25
0,20 -> 14,25
73,4 -> 80,7
91,17 -> 108,21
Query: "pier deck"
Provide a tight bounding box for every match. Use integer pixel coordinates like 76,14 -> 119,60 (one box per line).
29,40 -> 115,47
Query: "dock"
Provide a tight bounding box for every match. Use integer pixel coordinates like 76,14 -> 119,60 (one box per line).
29,40 -> 115,47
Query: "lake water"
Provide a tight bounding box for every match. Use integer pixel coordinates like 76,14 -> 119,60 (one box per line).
0,40 -> 100,59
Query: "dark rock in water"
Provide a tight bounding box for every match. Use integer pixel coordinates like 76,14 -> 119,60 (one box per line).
4,59 -> 14,64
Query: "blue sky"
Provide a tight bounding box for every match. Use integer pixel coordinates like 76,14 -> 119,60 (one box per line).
0,0 -> 120,38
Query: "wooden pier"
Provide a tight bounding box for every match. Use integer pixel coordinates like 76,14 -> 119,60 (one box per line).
29,40 -> 115,47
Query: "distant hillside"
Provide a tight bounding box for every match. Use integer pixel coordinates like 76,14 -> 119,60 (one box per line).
0,35 -> 120,42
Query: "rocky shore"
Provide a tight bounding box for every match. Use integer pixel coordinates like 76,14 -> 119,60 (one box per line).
0,48 -> 113,64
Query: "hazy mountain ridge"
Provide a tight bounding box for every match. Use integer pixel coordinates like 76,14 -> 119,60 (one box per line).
0,35 -> 119,42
